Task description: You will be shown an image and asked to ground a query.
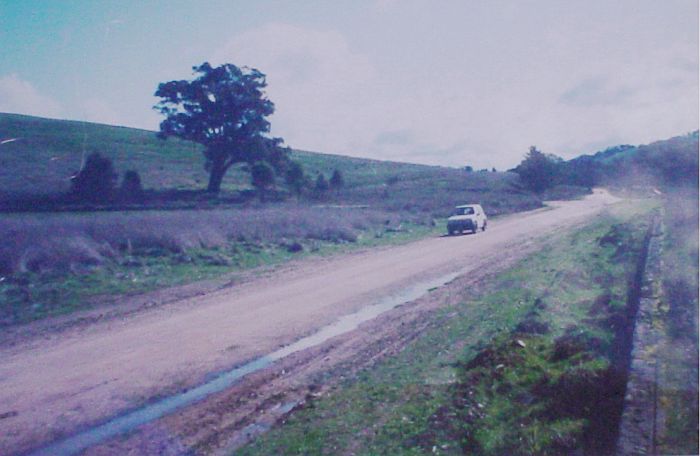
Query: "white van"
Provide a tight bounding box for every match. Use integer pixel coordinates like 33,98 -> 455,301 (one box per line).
447,204 -> 487,235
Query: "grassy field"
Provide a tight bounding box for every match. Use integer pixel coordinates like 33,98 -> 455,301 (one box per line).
0,112 -> 447,196
0,206 -> 444,326
237,200 -> 658,455
0,113 -> 545,217
0,112 -> 553,326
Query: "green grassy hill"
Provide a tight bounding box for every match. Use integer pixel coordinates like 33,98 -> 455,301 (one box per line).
560,131 -> 699,189
0,112 -> 538,216
0,112 -> 453,197
0,112 -> 236,197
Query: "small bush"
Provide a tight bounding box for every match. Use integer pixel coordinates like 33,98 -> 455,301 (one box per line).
120,170 -> 144,202
329,169 -> 344,191
285,241 -> 304,253
541,185 -> 590,201
70,152 -> 118,202
314,173 -> 329,198
285,161 -> 308,198
251,161 -> 275,201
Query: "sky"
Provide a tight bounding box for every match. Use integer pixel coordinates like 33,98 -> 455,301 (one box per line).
0,0 -> 697,169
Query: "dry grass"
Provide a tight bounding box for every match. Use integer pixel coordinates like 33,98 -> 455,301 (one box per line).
0,206 -> 425,275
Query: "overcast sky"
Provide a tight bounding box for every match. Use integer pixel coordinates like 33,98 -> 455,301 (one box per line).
1,0 -> 697,169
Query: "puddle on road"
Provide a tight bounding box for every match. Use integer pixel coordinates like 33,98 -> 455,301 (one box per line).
30,271 -> 462,456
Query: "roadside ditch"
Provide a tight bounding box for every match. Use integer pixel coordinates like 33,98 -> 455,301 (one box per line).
615,216 -> 662,455
445,216 -> 655,455
617,205 -> 699,456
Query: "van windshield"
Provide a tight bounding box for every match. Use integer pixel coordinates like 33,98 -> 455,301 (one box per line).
453,207 -> 475,215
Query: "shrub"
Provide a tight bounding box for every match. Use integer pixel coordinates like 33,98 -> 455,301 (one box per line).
313,173 -> 329,199
285,161 -> 308,198
70,152 -> 118,202
120,170 -> 144,202
329,169 -> 344,191
251,161 -> 275,201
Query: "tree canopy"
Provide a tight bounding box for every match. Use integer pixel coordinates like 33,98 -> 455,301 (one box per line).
513,146 -> 561,193
154,62 -> 288,193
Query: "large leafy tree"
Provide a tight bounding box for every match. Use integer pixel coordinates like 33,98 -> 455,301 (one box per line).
154,62 -> 288,193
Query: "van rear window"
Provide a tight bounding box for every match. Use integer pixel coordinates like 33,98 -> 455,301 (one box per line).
453,207 -> 475,215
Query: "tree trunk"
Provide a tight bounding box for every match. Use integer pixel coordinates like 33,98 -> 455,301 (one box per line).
207,158 -> 227,193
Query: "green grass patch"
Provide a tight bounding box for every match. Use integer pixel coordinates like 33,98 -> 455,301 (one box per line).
0,220 -> 441,326
237,200 -> 653,456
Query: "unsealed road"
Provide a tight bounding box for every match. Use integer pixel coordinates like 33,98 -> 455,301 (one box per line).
0,190 -> 618,455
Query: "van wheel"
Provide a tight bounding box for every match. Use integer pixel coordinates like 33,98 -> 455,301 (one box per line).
482,222 -> 487,231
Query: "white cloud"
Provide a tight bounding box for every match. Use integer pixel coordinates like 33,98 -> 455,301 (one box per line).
81,97 -> 123,126
373,0 -> 402,13
208,5 -> 697,170
0,74 -> 62,118
212,23 -> 379,153
211,23 -> 478,166
1,2 -> 694,170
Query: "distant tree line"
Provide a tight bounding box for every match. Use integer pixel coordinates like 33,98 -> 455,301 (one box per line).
512,131 -> 699,193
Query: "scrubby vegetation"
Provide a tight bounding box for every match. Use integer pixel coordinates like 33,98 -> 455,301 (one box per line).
653,191 -> 699,454
239,201 -> 656,455
0,206 -> 436,325
512,146 -> 561,193
0,113 -> 548,325
512,131 -> 698,194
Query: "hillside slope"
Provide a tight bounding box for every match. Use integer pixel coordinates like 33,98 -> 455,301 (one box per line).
0,112 -> 538,216
0,113 -> 466,196
561,131 -> 699,189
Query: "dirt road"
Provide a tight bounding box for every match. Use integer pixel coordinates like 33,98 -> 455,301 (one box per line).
0,190 -> 618,455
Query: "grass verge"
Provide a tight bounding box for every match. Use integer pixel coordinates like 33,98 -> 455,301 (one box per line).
236,200 -> 656,456
0,211 -> 441,326
653,192 -> 699,455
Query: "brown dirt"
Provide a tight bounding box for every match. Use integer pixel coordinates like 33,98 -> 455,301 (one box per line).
0,190 -> 619,455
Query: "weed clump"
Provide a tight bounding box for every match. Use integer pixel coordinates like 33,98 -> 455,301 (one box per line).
514,299 -> 550,335
119,170 -> 144,202
453,332 -> 619,455
597,222 -> 644,262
